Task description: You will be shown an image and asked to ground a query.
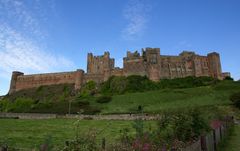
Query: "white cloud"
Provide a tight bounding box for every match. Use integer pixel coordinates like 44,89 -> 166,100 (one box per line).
0,0 -> 57,40
0,0 -> 74,95
0,25 -> 74,77
122,0 -> 151,40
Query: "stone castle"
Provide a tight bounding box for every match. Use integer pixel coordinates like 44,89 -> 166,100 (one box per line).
9,48 -> 230,94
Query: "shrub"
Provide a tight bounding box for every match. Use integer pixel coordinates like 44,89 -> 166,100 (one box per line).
0,99 -> 10,112
158,76 -> 216,89
117,109 -> 209,150
125,75 -> 148,92
96,96 -> 112,103
224,76 -> 234,81
100,75 -> 216,95
155,109 -> 209,147
109,76 -> 127,94
85,80 -> 97,90
0,98 -> 34,113
79,81 -> 98,97
230,92 -> 240,108
100,75 -> 156,94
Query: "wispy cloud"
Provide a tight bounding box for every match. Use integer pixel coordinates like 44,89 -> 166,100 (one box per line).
0,24 -> 74,77
0,0 -> 74,95
0,0 -> 57,40
122,0 -> 151,40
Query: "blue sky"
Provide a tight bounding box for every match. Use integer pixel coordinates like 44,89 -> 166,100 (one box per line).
0,0 -> 240,95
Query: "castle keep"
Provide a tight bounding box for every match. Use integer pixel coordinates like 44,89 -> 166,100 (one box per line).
9,48 -> 230,94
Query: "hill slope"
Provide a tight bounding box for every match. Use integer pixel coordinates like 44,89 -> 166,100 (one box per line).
1,79 -> 240,114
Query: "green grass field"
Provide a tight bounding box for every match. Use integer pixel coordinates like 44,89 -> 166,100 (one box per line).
0,119 -> 155,150
98,81 -> 240,114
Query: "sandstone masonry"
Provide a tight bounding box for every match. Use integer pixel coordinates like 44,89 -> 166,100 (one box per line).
9,48 -> 230,94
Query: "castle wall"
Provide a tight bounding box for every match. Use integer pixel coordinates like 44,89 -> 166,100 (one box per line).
75,69 -> 84,90
160,56 -> 187,79
84,73 -> 104,84
87,52 -> 114,74
15,71 -> 76,92
8,48 -> 228,94
123,58 -> 147,76
111,68 -> 124,77
207,52 -> 222,79
9,71 -> 24,94
145,48 -> 161,81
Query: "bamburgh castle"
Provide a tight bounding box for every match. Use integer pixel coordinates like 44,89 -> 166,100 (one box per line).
9,48 -> 230,94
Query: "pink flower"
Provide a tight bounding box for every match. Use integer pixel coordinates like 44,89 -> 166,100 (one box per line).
142,143 -> 151,151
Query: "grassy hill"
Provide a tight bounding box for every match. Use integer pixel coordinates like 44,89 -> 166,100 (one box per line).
99,80 -> 240,114
1,77 -> 240,114
1,77 -> 240,150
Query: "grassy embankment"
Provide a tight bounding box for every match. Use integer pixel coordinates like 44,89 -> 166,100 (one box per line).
92,80 -> 240,114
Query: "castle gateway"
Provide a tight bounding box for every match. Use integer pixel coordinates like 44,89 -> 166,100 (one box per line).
9,48 -> 230,94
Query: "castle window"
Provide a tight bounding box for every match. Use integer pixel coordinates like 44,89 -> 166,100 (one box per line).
150,54 -> 157,64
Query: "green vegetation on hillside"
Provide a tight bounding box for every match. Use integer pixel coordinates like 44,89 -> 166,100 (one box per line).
230,91 -> 240,109
5,83 -> 75,102
1,76 -> 240,114
100,75 -> 217,95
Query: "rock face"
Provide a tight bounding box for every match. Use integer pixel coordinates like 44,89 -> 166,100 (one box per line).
8,47 -> 229,94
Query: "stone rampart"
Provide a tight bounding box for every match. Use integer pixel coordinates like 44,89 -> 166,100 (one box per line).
8,48 -> 229,93
15,71 -> 76,91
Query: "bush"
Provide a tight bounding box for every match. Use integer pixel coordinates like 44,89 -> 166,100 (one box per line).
96,96 -> 112,104
100,75 -> 156,94
230,92 -> 240,108
109,76 -> 127,94
79,81 -> 97,97
111,109 -> 210,150
224,76 -> 234,81
0,99 -> 10,112
100,75 -> 216,95
125,75 -> 148,92
0,98 -> 34,112
158,76 -> 216,89
156,109 -> 209,145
